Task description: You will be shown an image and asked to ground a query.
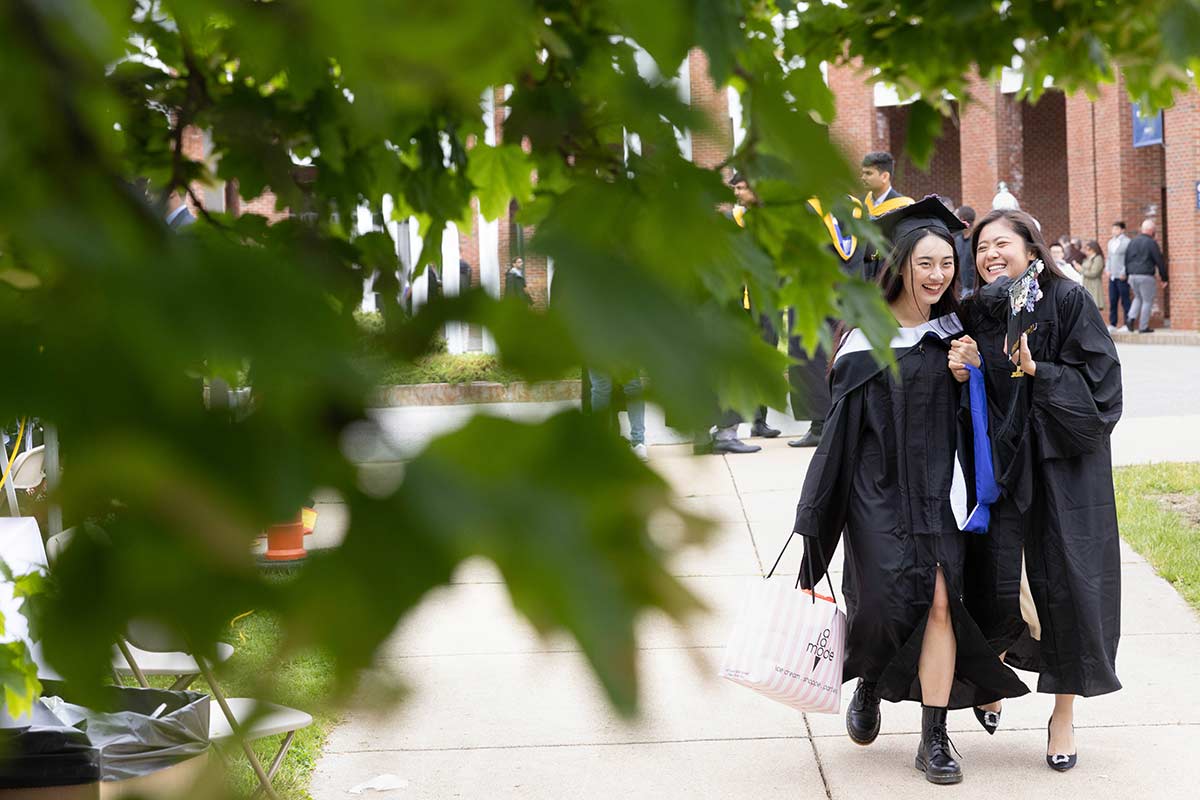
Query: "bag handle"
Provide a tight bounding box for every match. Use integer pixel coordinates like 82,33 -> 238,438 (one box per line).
765,531 -> 838,605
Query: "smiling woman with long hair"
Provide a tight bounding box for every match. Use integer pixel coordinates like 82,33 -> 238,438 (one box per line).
792,198 -> 1028,786
961,208 -> 1123,773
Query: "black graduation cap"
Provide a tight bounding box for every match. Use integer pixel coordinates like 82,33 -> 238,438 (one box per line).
876,195 -> 965,244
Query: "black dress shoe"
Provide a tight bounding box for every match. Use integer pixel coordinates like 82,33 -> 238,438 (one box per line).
712,438 -> 761,454
788,426 -> 823,448
915,705 -> 963,785
1046,717 -> 1077,772
1138,327 -> 1155,334
973,704 -> 1001,735
750,422 -> 781,438
845,679 -> 881,745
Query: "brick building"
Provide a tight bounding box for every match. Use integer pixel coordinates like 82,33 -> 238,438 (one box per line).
825,62 -> 1197,330
183,48 -> 1199,335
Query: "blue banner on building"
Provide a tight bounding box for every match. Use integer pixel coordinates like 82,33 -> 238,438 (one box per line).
1132,103 -> 1164,147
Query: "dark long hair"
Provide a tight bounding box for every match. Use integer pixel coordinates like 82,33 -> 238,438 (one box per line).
878,226 -> 962,323
828,226 -> 961,368
971,209 -> 1068,285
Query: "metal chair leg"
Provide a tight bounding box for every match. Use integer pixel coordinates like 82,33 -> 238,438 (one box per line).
248,731 -> 297,800
169,673 -> 198,691
116,640 -> 150,688
195,656 -> 279,800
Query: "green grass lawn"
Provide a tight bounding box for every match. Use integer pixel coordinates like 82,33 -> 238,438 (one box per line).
125,606 -> 337,799
1115,462 -> 1200,611
219,610 -> 338,799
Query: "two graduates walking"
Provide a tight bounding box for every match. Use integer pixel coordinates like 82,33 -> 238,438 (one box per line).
792,198 -> 1122,785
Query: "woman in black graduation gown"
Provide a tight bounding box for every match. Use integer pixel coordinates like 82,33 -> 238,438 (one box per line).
793,198 -> 1029,786
962,209 -> 1122,772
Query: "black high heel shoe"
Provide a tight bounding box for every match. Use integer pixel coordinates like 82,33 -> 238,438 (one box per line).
1046,716 -> 1077,772
973,705 -> 1001,735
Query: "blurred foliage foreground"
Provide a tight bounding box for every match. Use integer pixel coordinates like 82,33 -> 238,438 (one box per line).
2,0 -> 1200,725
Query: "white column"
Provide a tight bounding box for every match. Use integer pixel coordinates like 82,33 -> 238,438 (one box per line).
442,223 -> 466,354
728,87 -> 746,151
356,204 -> 378,312
477,87 -> 503,354
676,56 -> 693,161
546,256 -> 555,305
409,218 -> 427,312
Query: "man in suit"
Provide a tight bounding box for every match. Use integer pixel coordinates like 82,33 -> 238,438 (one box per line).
859,152 -> 912,219
164,190 -> 195,229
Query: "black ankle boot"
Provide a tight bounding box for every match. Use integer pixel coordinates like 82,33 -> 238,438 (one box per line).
845,679 -> 881,745
915,705 -> 963,785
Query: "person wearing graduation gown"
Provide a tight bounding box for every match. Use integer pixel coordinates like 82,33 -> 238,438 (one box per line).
793,198 -> 1029,785
860,151 -> 913,219
786,196 -> 868,448
961,208 -> 1122,773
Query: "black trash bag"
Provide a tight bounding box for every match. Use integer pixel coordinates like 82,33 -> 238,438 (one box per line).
44,683 -> 210,781
0,701 -> 101,788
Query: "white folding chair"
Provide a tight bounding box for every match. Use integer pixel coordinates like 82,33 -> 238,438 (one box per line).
9,444 -> 45,491
43,527 -> 311,798
124,624 -> 312,800
46,529 -> 237,690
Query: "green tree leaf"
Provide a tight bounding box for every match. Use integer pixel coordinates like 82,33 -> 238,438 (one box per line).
468,144 -> 535,222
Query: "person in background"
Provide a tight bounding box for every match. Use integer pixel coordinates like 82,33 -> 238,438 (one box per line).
1049,243 -> 1083,283
954,206 -> 977,298
505,256 -> 531,305
164,190 -> 195,229
788,194 -> 868,448
1124,218 -> 1168,333
730,172 -> 781,441
459,258 -> 473,292
1066,237 -> 1086,270
588,371 -> 647,461
1106,221 -> 1132,331
859,152 -> 912,218
1079,240 -> 1106,310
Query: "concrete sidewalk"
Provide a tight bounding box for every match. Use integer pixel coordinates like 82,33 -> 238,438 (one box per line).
312,346 -> 1200,799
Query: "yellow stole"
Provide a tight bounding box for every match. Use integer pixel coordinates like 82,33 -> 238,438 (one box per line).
807,196 -> 863,261
864,191 -> 913,218
733,205 -> 750,309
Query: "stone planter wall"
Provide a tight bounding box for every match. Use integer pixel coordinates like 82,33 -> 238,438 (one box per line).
371,380 -> 583,407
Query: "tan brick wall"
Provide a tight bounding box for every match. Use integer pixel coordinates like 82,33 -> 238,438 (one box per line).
883,103 -> 962,204
1164,94 -> 1200,330
826,58 -> 879,168
958,75 -> 1003,215
688,49 -> 731,170
1021,91 -> 1070,243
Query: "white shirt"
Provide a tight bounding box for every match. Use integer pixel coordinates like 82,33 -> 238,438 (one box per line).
1056,259 -> 1084,284
1107,234 -> 1130,280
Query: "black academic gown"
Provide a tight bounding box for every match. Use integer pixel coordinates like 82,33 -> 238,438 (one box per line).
793,316 -> 1030,709
962,277 -> 1123,697
788,199 -> 868,422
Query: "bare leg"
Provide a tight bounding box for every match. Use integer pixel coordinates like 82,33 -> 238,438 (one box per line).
918,568 -> 956,706
1048,694 -> 1076,754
